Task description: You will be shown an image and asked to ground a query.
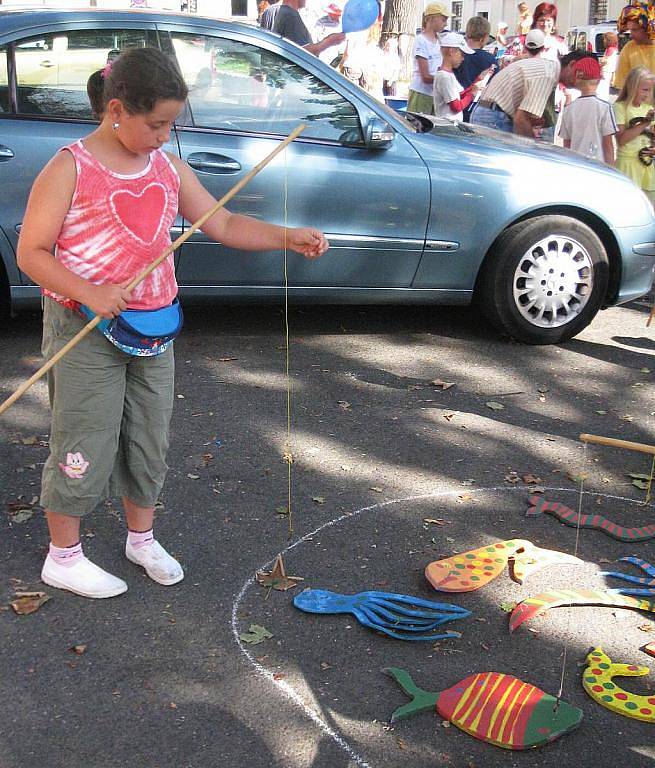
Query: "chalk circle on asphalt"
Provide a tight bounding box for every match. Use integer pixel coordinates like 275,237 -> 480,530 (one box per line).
232,486 -> 655,767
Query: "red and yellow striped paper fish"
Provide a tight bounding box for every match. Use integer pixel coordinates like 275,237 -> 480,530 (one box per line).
385,667 -> 582,749
509,589 -> 655,633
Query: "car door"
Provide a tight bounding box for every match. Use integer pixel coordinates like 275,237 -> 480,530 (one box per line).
0,25 -> 170,292
164,26 -> 431,292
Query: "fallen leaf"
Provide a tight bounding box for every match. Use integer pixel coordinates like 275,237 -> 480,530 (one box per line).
530,486 -> 545,493
632,479 -> 650,490
320,661 -> 332,670
521,474 -> 542,484
486,401 -> 505,411
567,471 -> 587,483
638,623 -> 654,633
11,591 -> 50,615
443,413 -> 455,421
337,400 -> 352,410
275,506 -> 289,517
340,465 -> 352,471
500,601 -> 517,613
480,642 -> 490,651
431,379 -> 455,390
186,473 -> 200,480
312,496 -> 326,504
628,472 -> 651,480
461,478 -> 476,486
369,486 -> 383,493
240,624 -> 273,644
423,518 -> 446,526
537,387 -> 549,393
256,555 -> 303,591
396,737 -> 408,749
21,436 -> 39,445
69,644 -> 87,655
456,493 -> 473,503
595,410 -> 607,415
441,720 -> 450,728
504,473 -> 519,484
272,672 -> 285,681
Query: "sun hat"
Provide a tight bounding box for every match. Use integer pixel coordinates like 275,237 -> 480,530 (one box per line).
525,28 -> 546,49
423,2 -> 450,18
439,31 -> 474,53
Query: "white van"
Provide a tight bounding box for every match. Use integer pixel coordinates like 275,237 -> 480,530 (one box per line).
565,22 -> 617,55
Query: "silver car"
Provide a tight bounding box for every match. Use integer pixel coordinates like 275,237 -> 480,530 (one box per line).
0,8 -> 654,344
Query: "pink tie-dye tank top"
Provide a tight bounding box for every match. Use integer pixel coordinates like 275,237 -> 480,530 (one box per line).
45,140 -> 180,311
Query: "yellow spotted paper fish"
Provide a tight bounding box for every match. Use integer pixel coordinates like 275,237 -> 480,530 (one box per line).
425,539 -> 583,593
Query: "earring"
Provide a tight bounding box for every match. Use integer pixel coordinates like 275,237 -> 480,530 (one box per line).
112,122 -> 119,131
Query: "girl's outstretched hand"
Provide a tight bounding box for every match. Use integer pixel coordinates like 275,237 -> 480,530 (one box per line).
287,228 -> 329,260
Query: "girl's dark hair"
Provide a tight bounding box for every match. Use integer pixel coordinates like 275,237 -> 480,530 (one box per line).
86,69 -> 104,118
103,47 -> 188,114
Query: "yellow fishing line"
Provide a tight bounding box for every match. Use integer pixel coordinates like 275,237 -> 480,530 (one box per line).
283,146 -> 293,538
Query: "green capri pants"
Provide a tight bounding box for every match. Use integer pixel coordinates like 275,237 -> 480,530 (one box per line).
40,298 -> 175,517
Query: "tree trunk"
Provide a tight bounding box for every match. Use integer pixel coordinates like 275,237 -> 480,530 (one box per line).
381,0 -> 421,84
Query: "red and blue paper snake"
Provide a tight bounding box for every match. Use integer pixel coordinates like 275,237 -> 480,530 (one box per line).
526,495 -> 655,542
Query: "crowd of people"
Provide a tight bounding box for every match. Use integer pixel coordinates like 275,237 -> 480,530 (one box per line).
259,0 -> 655,202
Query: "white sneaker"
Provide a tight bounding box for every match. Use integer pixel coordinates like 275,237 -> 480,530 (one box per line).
41,554 -> 128,598
125,539 -> 184,586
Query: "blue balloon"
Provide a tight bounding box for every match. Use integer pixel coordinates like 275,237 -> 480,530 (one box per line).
341,0 -> 379,33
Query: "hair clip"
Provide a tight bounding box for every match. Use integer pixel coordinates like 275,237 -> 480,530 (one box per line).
101,61 -> 113,79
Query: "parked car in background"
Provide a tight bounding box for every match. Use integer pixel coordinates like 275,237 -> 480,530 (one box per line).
0,8 -> 654,344
565,21 -> 617,55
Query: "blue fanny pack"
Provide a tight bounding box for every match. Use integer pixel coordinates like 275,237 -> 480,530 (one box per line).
81,298 -> 183,357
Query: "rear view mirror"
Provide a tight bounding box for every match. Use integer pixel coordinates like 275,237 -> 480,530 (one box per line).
364,117 -> 394,149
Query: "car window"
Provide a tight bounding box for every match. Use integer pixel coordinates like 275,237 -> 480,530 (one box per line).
0,47 -> 8,113
170,32 -> 363,142
14,29 -> 157,119
595,33 -> 606,54
576,31 -> 587,51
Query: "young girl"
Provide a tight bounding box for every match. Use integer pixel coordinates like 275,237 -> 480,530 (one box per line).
16,47 -> 328,599
407,2 -> 449,115
613,65 -> 655,199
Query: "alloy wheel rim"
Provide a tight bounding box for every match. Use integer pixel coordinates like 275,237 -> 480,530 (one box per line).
512,234 -> 594,329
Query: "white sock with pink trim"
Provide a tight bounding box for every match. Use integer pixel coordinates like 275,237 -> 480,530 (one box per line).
127,528 -> 154,550
48,541 -> 84,568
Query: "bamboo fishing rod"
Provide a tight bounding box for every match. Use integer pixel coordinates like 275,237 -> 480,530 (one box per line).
0,124 -> 306,418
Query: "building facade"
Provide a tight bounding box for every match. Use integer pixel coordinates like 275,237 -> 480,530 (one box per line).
449,1 -> 626,34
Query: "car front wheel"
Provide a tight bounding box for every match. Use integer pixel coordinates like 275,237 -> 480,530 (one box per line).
476,215 -> 609,344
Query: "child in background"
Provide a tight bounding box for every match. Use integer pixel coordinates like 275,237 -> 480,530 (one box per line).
407,2 -> 449,114
454,16 -> 497,122
433,32 -> 475,122
559,57 -> 617,164
613,65 -> 655,198
17,48 -> 328,599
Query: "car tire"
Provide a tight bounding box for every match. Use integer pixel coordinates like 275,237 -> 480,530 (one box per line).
476,215 -> 609,345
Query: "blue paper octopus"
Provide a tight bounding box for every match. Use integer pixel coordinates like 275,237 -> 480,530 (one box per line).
293,589 -> 471,641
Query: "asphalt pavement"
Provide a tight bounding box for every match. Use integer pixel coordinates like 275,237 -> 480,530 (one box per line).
1,295 -> 654,768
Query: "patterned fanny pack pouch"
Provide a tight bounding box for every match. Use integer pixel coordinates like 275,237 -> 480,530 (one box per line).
81,298 -> 183,357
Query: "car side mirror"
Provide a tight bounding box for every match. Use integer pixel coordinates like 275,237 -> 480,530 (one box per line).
365,117 -> 395,149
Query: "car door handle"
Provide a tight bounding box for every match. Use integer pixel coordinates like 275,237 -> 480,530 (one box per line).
186,153 -> 241,174
0,145 -> 14,161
